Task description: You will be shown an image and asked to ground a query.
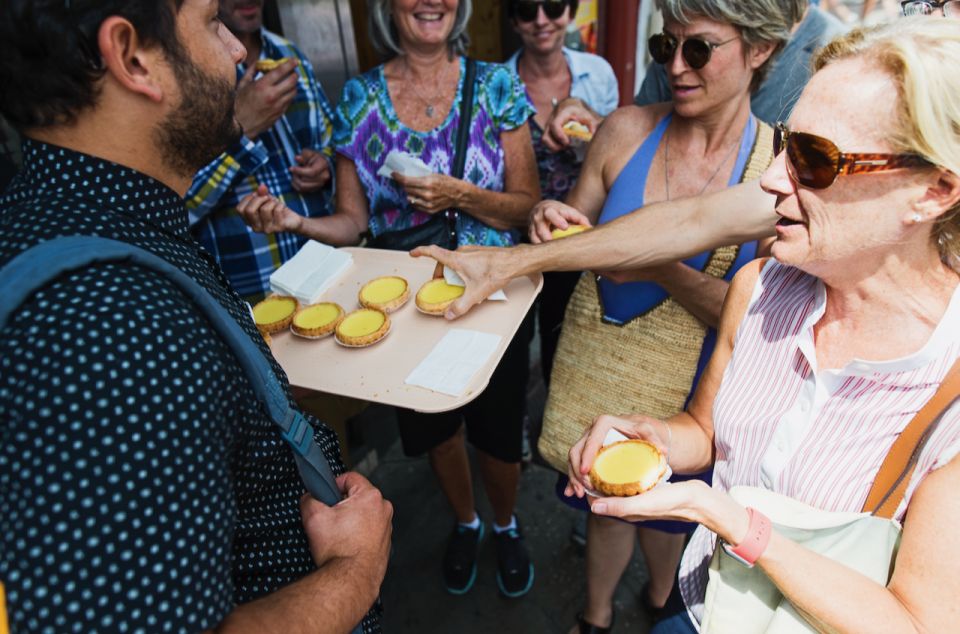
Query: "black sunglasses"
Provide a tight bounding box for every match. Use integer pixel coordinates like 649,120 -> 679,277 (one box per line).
515,0 -> 569,22
773,123 -> 933,189
648,32 -> 738,70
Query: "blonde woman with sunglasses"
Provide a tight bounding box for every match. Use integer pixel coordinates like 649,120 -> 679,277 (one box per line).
565,19 -> 960,634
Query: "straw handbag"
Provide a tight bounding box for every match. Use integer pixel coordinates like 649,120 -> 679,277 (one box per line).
537,124 -> 774,474
700,359 -> 960,633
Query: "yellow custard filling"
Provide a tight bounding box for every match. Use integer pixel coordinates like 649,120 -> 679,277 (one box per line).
551,225 -> 590,240
594,441 -> 661,484
338,310 -> 386,337
253,297 -> 297,324
419,280 -> 465,304
361,277 -> 407,304
294,303 -> 341,329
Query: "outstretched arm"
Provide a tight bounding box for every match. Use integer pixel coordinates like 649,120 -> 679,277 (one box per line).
413,179 -> 776,319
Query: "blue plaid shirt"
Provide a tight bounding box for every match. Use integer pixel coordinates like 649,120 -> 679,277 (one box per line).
186,29 -> 335,299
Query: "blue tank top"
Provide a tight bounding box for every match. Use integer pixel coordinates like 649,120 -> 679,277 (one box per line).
596,113 -> 758,325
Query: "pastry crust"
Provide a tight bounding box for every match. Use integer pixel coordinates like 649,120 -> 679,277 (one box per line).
415,278 -> 465,315
255,57 -> 292,72
551,224 -> 591,240
562,120 -> 594,142
335,308 -> 391,347
358,276 -> 409,313
252,295 -> 299,334
589,440 -> 667,497
291,302 -> 344,339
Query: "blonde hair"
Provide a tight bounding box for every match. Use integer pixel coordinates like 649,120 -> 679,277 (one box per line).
814,18 -> 960,263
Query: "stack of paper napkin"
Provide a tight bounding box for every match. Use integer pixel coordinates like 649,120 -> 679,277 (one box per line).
270,240 -> 352,304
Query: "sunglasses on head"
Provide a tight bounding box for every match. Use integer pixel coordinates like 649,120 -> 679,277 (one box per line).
900,0 -> 959,16
514,0 -> 569,22
648,32 -> 738,70
773,123 -> 933,189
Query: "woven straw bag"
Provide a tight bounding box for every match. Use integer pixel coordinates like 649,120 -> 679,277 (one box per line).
538,122 -> 774,473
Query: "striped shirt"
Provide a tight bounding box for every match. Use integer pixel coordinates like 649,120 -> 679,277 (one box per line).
186,29 -> 335,299
680,260 -> 960,623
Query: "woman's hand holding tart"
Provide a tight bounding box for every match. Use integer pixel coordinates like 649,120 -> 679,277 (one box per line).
359,276 -> 409,313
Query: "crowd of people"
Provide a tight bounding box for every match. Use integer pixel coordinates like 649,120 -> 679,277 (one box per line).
1,0 -> 958,633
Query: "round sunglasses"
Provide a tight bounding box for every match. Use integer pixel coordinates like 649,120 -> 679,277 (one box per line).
648,32 -> 738,70
514,0 -> 570,22
773,123 -> 933,189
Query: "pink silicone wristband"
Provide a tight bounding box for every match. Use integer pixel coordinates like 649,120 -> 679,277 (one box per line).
729,507 -> 772,566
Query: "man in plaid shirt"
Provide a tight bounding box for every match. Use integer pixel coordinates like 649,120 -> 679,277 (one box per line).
186,0 -> 335,302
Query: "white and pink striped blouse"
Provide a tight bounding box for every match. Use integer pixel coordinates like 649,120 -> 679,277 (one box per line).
679,260 -> 960,624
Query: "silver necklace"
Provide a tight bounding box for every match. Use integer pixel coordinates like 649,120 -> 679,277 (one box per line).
405,60 -> 454,119
663,125 -> 741,201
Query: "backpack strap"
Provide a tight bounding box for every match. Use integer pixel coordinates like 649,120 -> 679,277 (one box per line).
863,357 -> 960,519
0,236 -> 342,506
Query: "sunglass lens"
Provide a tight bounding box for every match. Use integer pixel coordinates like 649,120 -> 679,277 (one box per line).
516,1 -> 538,21
788,132 -> 839,189
542,1 -> 568,19
648,34 -> 675,65
681,39 -> 712,69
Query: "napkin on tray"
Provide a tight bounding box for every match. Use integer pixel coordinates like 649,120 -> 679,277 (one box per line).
269,240 -> 352,304
405,329 -> 503,397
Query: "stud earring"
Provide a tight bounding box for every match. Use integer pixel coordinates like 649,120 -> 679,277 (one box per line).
912,213 -> 923,224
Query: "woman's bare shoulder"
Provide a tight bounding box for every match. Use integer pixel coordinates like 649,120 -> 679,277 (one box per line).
596,102 -> 672,142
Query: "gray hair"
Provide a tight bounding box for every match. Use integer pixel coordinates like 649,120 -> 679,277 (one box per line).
654,0 -> 798,89
367,0 -> 472,57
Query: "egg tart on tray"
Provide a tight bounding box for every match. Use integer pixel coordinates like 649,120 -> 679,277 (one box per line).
589,439 -> 668,497
415,278 -> 465,315
335,308 -> 391,347
291,302 -> 344,339
359,276 -> 409,313
252,295 -> 299,334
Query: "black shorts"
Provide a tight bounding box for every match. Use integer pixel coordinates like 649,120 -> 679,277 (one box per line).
396,313 -> 533,464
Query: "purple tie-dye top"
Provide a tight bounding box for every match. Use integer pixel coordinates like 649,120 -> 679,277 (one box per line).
332,57 -> 534,247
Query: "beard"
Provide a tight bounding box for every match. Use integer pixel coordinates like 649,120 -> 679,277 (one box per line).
155,52 -> 242,178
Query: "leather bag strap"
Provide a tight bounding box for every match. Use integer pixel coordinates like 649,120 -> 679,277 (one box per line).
863,357 -> 960,519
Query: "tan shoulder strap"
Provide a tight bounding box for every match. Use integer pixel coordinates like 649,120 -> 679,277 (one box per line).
863,357 -> 960,519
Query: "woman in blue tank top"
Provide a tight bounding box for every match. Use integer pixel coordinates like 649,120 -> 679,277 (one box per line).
534,1 -> 793,631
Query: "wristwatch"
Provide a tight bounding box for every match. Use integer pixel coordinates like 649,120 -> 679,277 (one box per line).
721,507 -> 772,568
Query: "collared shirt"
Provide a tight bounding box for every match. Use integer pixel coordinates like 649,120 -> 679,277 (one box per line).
634,7 -> 848,124
0,140 -> 380,633
505,47 -> 619,200
678,261 -> 960,623
186,28 -> 335,299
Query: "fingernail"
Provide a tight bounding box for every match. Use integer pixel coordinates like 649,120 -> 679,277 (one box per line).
592,502 -> 607,514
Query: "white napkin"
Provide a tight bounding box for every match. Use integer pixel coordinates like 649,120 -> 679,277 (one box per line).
443,267 -> 507,301
269,240 -> 352,304
377,151 -> 433,179
405,329 -> 503,397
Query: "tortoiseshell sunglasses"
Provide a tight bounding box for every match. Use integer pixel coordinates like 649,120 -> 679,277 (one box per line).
774,123 -> 933,189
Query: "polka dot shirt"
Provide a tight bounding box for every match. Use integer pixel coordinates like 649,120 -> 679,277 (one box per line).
0,141 -> 381,633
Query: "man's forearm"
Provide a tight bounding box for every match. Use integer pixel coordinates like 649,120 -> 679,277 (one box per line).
511,179 -> 776,276
213,557 -> 378,634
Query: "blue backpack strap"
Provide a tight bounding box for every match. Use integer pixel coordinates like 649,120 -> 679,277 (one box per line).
0,236 -> 342,506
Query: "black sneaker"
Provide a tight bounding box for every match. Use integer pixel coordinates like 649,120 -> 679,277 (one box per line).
494,520 -> 534,598
443,521 -> 484,594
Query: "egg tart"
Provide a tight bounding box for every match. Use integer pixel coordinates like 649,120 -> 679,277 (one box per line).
291,302 -> 344,339
589,439 -> 667,497
255,57 -> 292,73
335,308 -> 390,347
252,295 -> 299,334
562,120 -> 594,142
415,278 -> 465,315
551,225 -> 591,240
358,276 -> 409,313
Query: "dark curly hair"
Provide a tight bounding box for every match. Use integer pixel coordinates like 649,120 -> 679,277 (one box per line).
506,0 -> 580,21
0,0 -> 186,130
